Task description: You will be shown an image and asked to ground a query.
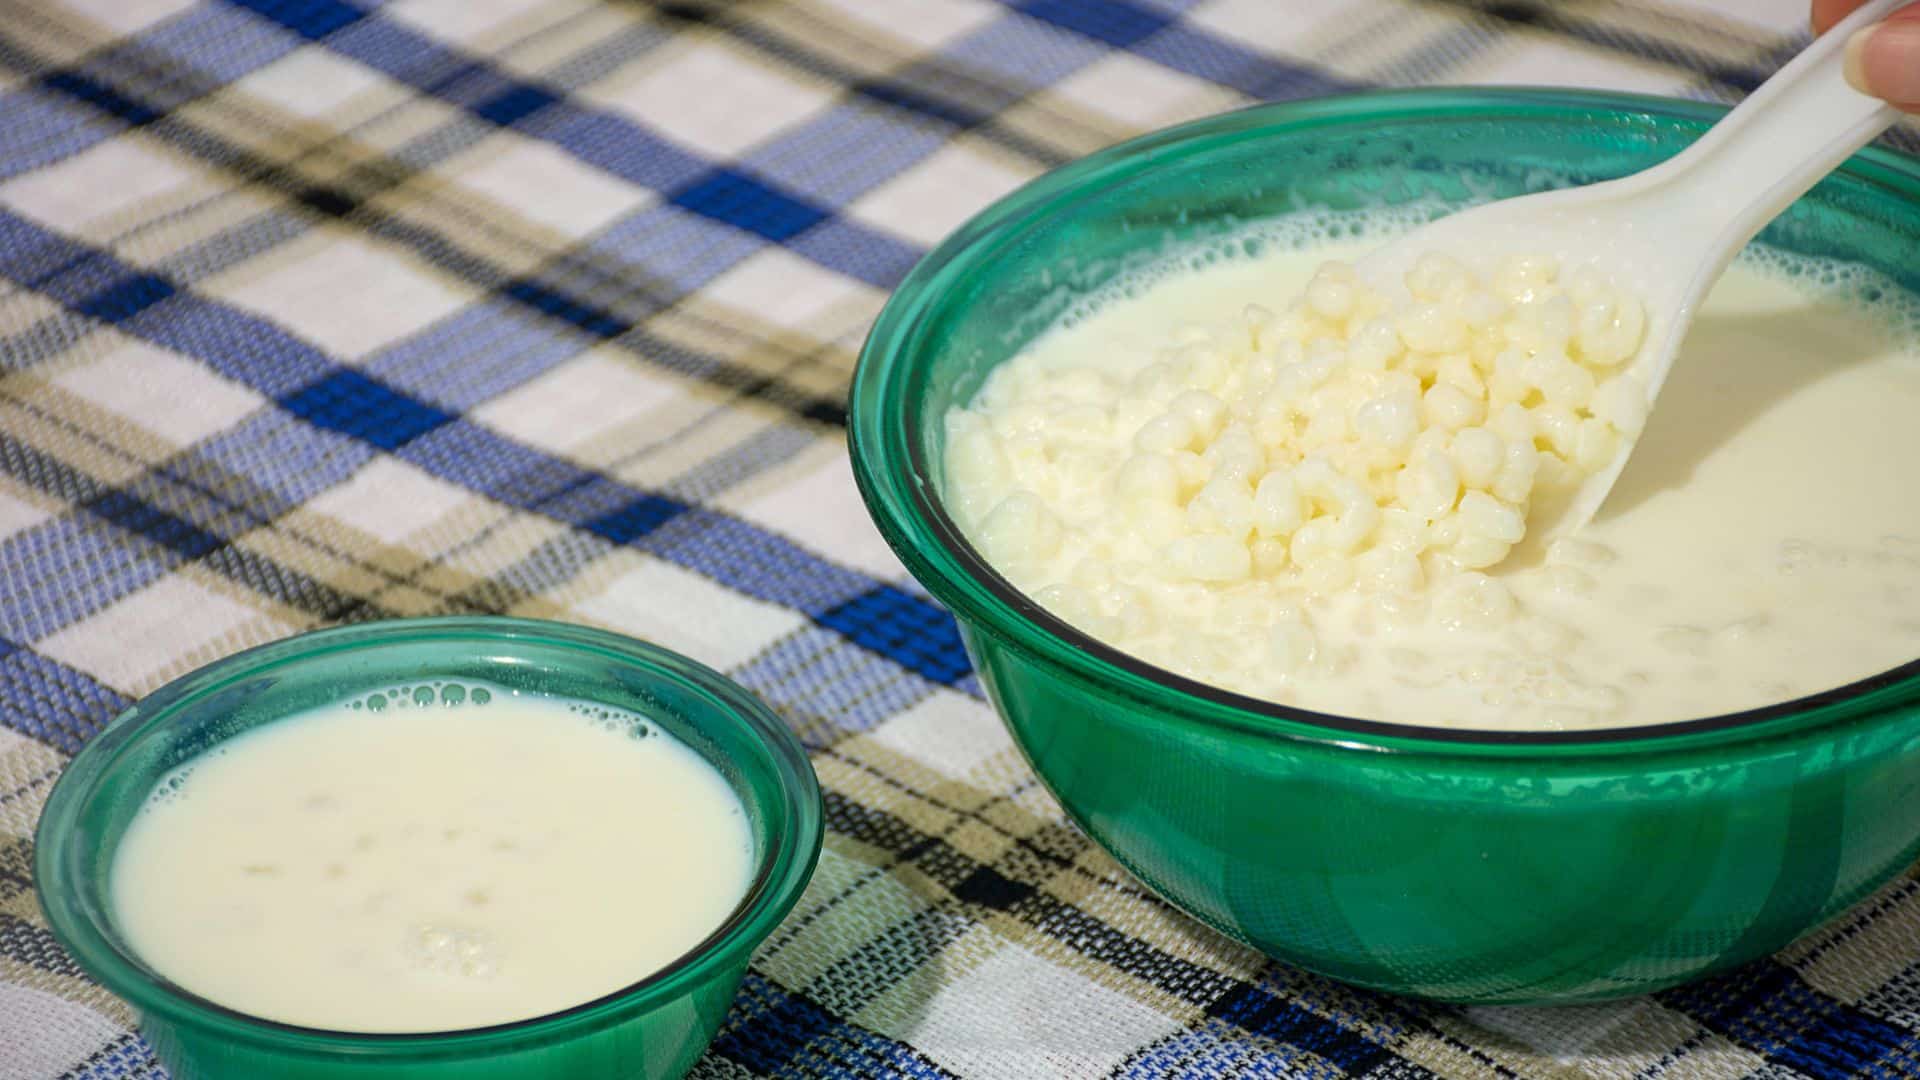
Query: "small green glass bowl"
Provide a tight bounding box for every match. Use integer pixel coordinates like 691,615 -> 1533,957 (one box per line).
849,88 -> 1920,1004
35,616 -> 822,1079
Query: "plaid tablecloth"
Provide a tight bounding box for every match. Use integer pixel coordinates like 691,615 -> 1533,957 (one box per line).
3,1 -> 1919,1077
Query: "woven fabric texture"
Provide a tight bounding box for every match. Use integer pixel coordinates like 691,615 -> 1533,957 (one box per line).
1,1 -> 1918,1077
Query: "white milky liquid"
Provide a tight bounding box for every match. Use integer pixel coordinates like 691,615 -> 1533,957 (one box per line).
946,229 -> 1920,730
111,685 -> 755,1032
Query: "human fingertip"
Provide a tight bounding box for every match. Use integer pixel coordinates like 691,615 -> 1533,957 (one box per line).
1845,25 -> 1875,96
1856,21 -> 1920,106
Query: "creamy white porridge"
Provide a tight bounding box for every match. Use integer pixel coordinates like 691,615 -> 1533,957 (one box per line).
944,222 -> 1920,730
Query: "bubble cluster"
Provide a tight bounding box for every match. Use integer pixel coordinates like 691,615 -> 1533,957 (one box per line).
566,702 -> 652,740
350,681 -> 495,713
1742,246 -> 1920,346
142,747 -> 231,810
408,923 -> 499,980
1050,207 -> 1443,334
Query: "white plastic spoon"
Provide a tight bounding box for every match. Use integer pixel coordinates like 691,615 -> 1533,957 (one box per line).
1358,0 -> 1912,539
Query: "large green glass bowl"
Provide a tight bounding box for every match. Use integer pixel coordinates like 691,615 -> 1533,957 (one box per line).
848,89 -> 1920,1004
35,617 -> 823,1078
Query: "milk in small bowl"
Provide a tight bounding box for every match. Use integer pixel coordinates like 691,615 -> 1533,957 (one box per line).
35,616 -> 822,1080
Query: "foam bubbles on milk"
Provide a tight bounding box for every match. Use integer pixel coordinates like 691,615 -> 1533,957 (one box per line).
350,681 -> 495,713
566,702 -> 653,740
1044,206 -> 1920,356
409,923 -> 499,981
145,682 -> 656,811
1048,206 -> 1438,334
1740,245 -> 1920,346
144,760 -> 208,810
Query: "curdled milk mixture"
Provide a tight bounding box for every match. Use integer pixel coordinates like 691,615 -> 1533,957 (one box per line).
111,685 -> 755,1032
944,223 -> 1920,730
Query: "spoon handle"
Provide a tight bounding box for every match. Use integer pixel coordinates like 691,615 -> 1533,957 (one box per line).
1630,0 -> 1909,283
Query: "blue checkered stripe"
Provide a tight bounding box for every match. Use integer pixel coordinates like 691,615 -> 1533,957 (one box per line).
0,0 -> 1357,747
3,1 -> 1919,1079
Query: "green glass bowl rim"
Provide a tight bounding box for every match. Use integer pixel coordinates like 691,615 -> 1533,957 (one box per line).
33,615 -> 825,1053
848,86 -> 1920,759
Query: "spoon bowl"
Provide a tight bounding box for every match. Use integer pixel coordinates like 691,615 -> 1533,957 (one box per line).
1357,0 -> 1910,537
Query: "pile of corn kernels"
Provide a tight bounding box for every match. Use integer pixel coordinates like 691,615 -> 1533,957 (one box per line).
945,252 -> 1650,688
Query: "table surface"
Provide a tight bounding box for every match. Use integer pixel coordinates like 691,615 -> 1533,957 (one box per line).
2,1 -> 1918,1077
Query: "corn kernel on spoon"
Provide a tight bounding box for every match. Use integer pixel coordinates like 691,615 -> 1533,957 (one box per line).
1357,0 -> 1912,541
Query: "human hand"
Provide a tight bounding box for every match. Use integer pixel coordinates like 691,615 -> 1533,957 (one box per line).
1814,0 -> 1919,110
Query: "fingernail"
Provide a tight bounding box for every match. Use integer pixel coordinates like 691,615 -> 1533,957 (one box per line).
1846,23 -> 1920,105
1844,27 -> 1873,95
